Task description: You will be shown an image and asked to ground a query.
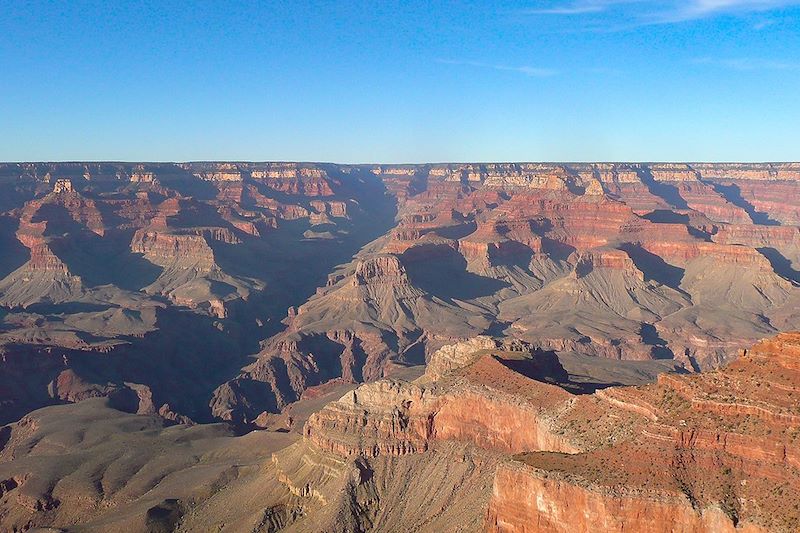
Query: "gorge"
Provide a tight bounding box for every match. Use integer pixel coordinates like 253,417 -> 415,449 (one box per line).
0,161 -> 799,531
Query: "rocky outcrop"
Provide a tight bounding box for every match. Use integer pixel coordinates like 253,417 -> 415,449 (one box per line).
47,369 -> 157,416
353,255 -> 409,286
486,463 -> 757,533
304,346 -> 581,458
572,249 -> 643,279
131,229 -> 217,271
304,380 -> 439,456
250,164 -> 336,196
424,336 -> 499,380
0,194 -> 86,307
487,332 -> 800,532
304,377 -> 578,458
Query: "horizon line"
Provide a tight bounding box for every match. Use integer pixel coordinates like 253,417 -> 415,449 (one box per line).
4,160 -> 800,166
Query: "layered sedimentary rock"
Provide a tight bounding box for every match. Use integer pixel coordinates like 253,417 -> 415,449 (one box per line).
102,161 -> 799,424
0,159 -> 798,531
1,325 -> 798,532
487,465 -> 756,533
487,332 -> 800,533
2,161 -> 800,429
0,162 -> 396,424
0,189 -> 88,307
424,335 -> 500,380
303,338 -> 638,460
129,227 -> 262,317
288,333 -> 800,532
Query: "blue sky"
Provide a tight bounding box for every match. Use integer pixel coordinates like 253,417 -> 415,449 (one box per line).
1,1 -> 799,162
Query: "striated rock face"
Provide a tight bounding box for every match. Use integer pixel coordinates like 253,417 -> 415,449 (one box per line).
201,160 -> 800,421
131,229 -> 217,271
0,161 -> 397,424
486,464 -> 757,533
0,193 -> 88,307
288,332 -> 800,532
673,181 -> 752,224
353,255 -> 409,286
0,325 -> 798,531
692,162 -> 800,181
304,343 -> 583,459
488,332 -> 800,533
303,377 -> 576,458
129,227 -> 265,317
425,336 -> 499,380
249,163 -> 337,196
305,380 -> 439,456
573,249 -> 643,279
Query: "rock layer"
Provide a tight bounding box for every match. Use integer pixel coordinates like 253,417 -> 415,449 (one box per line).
2,161 -> 800,429
489,332 -> 800,532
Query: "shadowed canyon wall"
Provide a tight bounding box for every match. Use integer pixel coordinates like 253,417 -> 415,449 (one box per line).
1,162 -> 800,430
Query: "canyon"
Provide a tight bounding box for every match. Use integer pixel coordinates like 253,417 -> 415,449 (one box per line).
1,333 -> 797,531
0,162 -> 799,531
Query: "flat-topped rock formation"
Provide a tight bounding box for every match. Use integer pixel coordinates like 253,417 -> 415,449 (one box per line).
490,332 -> 800,532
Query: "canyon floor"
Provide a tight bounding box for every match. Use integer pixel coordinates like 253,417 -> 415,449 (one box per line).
1,162 -> 799,531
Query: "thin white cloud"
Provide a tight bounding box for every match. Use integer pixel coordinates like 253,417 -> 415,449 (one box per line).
436,59 -> 558,77
692,56 -> 800,69
685,0 -> 796,15
521,0 -> 639,15
523,4 -> 607,14
522,0 -> 800,24
654,0 -> 800,22
752,18 -> 777,28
